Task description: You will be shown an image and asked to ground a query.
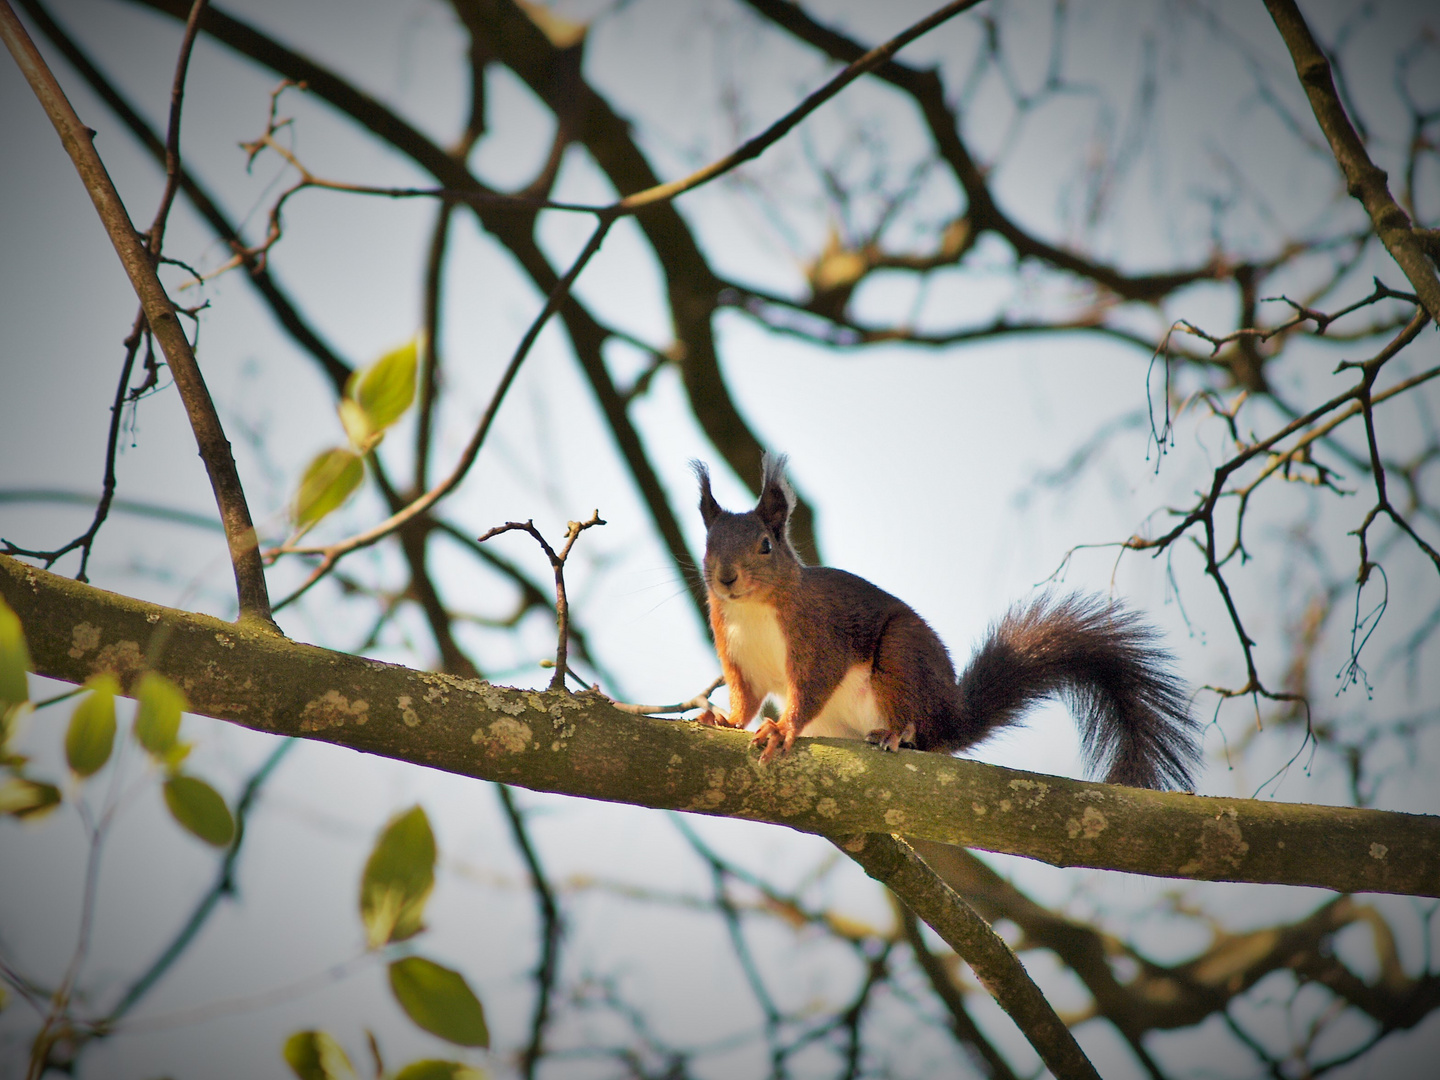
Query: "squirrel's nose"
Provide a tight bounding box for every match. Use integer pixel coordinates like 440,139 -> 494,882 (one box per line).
718,569 -> 738,587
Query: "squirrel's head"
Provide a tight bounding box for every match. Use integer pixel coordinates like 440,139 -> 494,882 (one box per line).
692,454 -> 801,602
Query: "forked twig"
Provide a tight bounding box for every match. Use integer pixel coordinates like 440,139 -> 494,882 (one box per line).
478,512 -> 606,691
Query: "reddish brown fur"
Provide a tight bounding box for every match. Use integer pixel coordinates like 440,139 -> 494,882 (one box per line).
692,456 -> 1200,789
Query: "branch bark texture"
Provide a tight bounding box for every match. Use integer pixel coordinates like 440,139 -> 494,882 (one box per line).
4,554 -> 1437,898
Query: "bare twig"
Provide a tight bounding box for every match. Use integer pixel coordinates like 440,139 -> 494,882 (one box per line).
605,677 -> 727,717
615,0 -> 984,212
1,312 -> 146,580
477,511 -> 606,691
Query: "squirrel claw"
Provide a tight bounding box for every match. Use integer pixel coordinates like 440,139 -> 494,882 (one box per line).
866,724 -> 916,753
752,718 -> 795,763
697,708 -> 732,728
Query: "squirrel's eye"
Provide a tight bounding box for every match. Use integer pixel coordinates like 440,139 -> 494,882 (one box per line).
759,537 -> 772,555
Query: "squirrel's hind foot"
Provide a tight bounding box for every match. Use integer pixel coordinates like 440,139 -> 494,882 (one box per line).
697,707 -> 744,729
865,723 -> 917,753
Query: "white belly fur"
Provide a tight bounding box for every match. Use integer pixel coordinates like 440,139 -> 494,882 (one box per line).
805,663 -> 881,741
720,599 -> 880,739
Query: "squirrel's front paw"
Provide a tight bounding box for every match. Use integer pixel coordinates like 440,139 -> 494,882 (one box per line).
752,717 -> 797,763
865,723 -> 916,753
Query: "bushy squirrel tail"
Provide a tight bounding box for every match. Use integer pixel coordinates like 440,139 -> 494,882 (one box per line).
950,594 -> 1201,790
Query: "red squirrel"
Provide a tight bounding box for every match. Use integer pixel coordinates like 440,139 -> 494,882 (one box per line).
693,455 -> 1201,791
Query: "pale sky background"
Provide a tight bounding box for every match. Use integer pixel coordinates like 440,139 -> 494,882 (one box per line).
2,1 -> 1439,1077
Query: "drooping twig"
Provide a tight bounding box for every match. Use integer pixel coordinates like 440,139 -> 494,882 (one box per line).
1095,309 -> 1436,714
477,511 -> 606,691
1,311 -> 145,581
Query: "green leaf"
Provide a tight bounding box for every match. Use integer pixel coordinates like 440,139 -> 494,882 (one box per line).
282,1030 -> 356,1080
0,597 -> 30,707
163,774 -> 235,846
360,805 -> 435,948
65,675 -> 119,778
293,447 -> 364,528
392,1060 -> 485,1080
337,397 -> 380,455
388,957 -> 489,1048
0,776 -> 62,819
346,338 -> 418,435
134,672 -> 186,758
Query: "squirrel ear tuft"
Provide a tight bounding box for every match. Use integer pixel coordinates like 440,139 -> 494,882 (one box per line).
691,459 -> 723,528
755,453 -> 794,535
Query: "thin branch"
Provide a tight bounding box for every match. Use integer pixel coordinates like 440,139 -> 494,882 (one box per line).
495,785 -> 561,1080
615,0 -> 985,212
606,677 -> 726,717
0,0 -> 273,625
146,0 -> 206,256
0,312 -> 146,580
100,738 -> 295,1026
1263,0 -> 1440,324
741,0 -> 1224,303
269,219 -> 614,610
0,489 -> 222,532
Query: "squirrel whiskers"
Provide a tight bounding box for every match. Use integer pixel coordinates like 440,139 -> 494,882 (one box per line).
693,455 -> 1201,791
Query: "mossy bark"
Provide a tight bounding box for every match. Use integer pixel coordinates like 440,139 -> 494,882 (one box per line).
5,554 -> 1437,897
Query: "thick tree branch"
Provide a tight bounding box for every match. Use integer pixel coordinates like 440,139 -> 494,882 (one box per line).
0,1 -> 273,624
840,833 -> 1100,1080
4,554 -> 1438,898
